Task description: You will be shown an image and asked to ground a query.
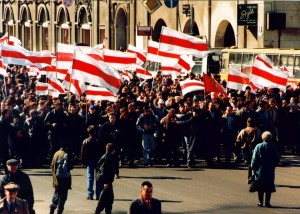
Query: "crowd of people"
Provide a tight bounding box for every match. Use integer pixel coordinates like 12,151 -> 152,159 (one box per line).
1,65 -> 300,170
1,63 -> 300,212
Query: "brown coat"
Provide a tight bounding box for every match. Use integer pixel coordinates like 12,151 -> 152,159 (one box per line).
0,197 -> 29,214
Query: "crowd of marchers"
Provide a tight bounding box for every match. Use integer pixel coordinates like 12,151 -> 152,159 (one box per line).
0,65 -> 300,170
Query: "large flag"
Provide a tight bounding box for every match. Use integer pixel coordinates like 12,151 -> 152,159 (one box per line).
179,79 -> 205,96
203,73 -> 227,97
56,43 -> 75,80
72,49 -> 122,94
85,86 -> 118,102
159,26 -> 208,59
47,73 -> 65,96
8,36 -> 22,46
135,65 -> 153,80
103,49 -> 137,71
127,44 -> 146,65
78,46 -> 104,61
62,67 -> 87,98
250,54 -> 288,91
227,65 -> 250,91
94,43 -> 105,50
1,44 -> 51,68
120,71 -> 133,83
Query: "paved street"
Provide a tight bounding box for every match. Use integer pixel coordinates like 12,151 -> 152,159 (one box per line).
2,154 -> 300,214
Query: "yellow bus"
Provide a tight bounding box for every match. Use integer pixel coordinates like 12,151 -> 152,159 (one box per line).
220,48 -> 300,86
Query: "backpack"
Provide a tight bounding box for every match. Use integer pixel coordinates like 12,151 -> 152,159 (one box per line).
56,154 -> 71,177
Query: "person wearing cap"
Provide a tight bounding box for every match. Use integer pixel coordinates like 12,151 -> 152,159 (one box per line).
0,159 -> 35,214
95,143 -> 118,214
250,131 -> 280,207
0,182 -> 29,214
49,147 -> 73,214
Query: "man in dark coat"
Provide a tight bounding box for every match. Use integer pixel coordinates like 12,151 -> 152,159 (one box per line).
0,159 -> 35,214
128,181 -> 161,214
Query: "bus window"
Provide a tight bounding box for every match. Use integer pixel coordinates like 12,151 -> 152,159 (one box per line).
241,53 -> 254,74
294,55 -> 300,79
221,52 -> 228,72
192,56 -> 202,75
266,54 -> 280,67
229,52 -> 242,72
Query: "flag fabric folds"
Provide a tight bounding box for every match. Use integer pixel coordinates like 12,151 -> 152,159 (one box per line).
72,49 -> 122,94
127,44 -> 146,65
85,86 -> 118,102
203,73 -> 227,97
56,43 -> 75,80
135,65 -> 153,80
250,54 -> 288,91
159,26 -> 208,59
227,65 -> 250,91
180,79 -> 205,96
103,49 -> 137,71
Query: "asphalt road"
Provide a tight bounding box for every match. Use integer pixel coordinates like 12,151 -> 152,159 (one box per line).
2,155 -> 300,214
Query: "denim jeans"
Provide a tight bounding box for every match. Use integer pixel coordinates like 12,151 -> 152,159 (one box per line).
87,161 -> 102,198
142,133 -> 155,165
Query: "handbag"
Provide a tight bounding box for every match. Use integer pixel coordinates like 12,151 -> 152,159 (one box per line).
248,174 -> 258,192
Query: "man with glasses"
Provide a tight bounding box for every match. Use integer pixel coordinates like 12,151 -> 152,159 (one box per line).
128,181 -> 161,214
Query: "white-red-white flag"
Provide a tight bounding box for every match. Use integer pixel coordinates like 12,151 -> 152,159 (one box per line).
47,73 -> 65,96
178,54 -> 195,72
0,33 -> 8,44
8,36 -> 22,46
36,82 -> 49,96
179,79 -> 205,96
127,44 -> 147,65
227,66 -> 250,91
146,40 -> 170,63
72,49 -> 122,94
159,26 -> 208,59
250,54 -> 288,92
85,86 -> 118,102
136,65 -> 153,80
78,46 -> 104,61
0,58 -> 8,77
103,49 -> 137,71
161,61 -> 182,79
56,43 -> 75,80
1,44 -> 52,68
62,67 -> 87,98
282,65 -> 295,78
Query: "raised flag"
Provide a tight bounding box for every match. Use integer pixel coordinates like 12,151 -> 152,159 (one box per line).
85,86 -> 118,102
127,44 -> 147,65
179,79 -> 205,96
8,36 -> 22,46
72,49 -> 122,94
36,82 -> 49,96
103,49 -> 137,71
94,43 -> 105,50
227,65 -> 250,91
250,54 -> 288,91
136,65 -> 153,80
203,73 -> 227,97
177,54 -> 195,72
146,40 -> 170,63
159,26 -> 208,59
48,73 -> 65,95
0,44 -> 52,68
120,71 -> 133,83
56,43 -> 75,80
161,61 -> 181,78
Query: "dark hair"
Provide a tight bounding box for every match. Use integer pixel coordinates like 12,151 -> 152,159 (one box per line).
87,125 -> 95,136
141,181 -> 153,188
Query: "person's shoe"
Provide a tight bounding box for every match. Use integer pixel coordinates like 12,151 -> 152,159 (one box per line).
265,203 -> 272,208
144,164 -> 148,168
257,202 -> 263,207
166,164 -> 171,167
96,196 -> 99,200
115,174 -> 120,179
86,196 -> 93,200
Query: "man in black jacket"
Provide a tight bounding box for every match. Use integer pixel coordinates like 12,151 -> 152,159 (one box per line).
128,181 -> 161,214
95,143 -> 118,214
